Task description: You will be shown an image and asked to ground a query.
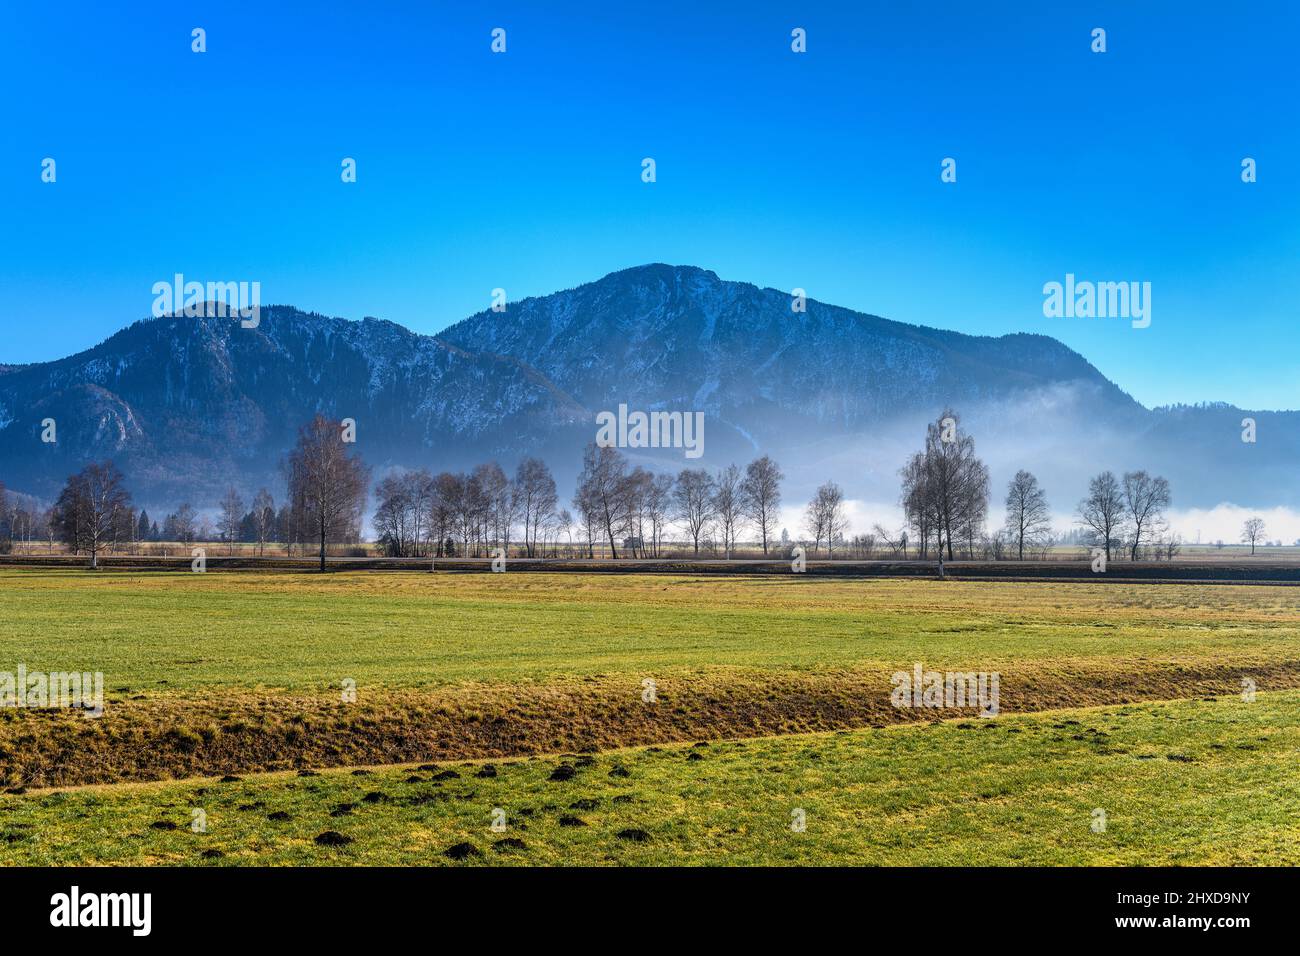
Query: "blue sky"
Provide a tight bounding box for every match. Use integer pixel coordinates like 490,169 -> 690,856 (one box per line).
2,1 -> 1297,409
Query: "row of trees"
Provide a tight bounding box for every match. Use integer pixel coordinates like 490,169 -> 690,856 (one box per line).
570,446 -> 784,558
372,459 -> 557,559
0,481 -> 56,554
894,411 -> 1188,563
131,490 -> 278,552
25,410 -> 1289,568
1076,469 -> 1174,561
35,416 -> 370,570
369,446 -> 786,561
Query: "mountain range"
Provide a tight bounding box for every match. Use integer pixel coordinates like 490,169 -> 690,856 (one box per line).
0,264 -> 1293,514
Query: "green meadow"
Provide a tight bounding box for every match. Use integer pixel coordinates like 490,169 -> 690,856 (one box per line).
1,569 -> 1296,689
0,568 -> 1296,864
2,692 -> 1296,866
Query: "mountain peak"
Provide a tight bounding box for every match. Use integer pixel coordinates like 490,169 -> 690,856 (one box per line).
2,268 -> 1288,511
599,262 -> 722,283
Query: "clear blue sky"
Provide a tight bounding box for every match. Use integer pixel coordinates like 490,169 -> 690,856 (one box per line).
2,1 -> 1297,409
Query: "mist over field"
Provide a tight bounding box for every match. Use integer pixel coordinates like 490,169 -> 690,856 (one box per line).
785,501 -> 1300,550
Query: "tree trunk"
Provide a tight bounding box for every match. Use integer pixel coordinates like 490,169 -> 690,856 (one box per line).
603,506 -> 618,560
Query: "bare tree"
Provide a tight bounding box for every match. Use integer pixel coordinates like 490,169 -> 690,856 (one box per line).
274,504 -> 294,556
0,481 -> 9,555
112,503 -> 137,554
1241,517 -> 1266,555
899,410 -> 990,560
983,529 -> 1009,560
218,486 -> 244,555
284,414 -> 371,571
712,464 -> 744,559
645,473 -> 674,557
574,444 -> 631,559
572,479 -> 597,559
1159,534 -> 1182,561
870,522 -> 900,559
673,468 -> 717,555
513,457 -> 558,558
404,470 -> 435,557
900,452 -> 935,558
803,496 -> 826,556
51,461 -> 132,568
1004,470 -> 1051,560
428,472 -> 461,557
169,503 -> 197,545
3,496 -> 42,553
369,470 -> 436,557
804,481 -> 846,557
373,475 -> 416,557
1122,470 -> 1171,561
740,456 -> 783,555
42,506 -> 57,553
249,489 -> 274,556
1076,470 -> 1125,562
555,508 -> 574,557
469,462 -> 513,554
0,486 -> 44,555
958,461 -> 990,558
28,505 -> 49,550
458,469 -> 489,555
622,468 -> 653,557
822,482 -> 848,556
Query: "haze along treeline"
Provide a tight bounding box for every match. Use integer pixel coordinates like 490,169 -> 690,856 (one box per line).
19,410 -> 1184,565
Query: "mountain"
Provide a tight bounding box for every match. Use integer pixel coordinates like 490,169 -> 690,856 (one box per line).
0,264 -> 1294,512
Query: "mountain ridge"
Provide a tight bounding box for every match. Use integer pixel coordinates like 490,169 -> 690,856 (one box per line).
0,264 -> 1293,511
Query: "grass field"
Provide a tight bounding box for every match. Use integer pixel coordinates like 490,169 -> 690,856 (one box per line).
3,692 -> 1297,866
3,569 -> 1297,689
0,567 -> 1296,864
